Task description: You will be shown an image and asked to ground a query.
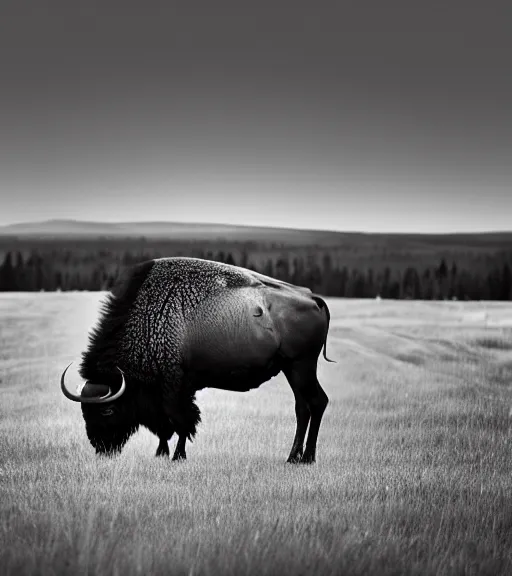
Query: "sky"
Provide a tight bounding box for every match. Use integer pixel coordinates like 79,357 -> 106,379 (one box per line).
0,0 -> 511,233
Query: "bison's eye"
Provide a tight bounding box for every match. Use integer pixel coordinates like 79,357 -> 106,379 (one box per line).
101,407 -> 114,416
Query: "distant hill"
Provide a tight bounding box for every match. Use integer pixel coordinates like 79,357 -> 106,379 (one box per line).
0,218 -> 346,246
1,219 -> 511,251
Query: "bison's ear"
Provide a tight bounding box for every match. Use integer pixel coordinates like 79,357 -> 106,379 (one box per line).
81,383 -> 111,398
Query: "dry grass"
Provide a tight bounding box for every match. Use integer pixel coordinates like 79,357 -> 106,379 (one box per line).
1,294 -> 512,575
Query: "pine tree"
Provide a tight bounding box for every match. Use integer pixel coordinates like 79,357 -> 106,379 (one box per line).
422,268 -> 434,299
225,252 -> 236,266
436,258 -> 449,299
501,263 -> 512,300
275,257 -> 289,282
381,267 -> 391,298
0,252 -> 15,291
403,267 -> 421,299
339,267 -> 349,297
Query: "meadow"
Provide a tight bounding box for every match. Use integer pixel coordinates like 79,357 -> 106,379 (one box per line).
1,293 -> 511,575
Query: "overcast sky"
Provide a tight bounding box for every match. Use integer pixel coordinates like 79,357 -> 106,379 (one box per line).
1,0 -> 510,232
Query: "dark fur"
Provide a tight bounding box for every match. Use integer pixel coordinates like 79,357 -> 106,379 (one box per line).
78,260 -> 164,455
78,258 -> 205,456
79,259 -> 155,384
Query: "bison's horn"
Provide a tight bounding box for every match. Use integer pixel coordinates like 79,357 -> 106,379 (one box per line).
60,363 -> 126,404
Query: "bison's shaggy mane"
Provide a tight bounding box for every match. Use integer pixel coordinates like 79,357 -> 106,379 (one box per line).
79,259 -> 155,383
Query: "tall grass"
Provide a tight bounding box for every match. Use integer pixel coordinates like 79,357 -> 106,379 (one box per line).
1,294 -> 512,575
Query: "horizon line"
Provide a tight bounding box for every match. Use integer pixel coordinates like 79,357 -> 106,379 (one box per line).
0,217 -> 511,237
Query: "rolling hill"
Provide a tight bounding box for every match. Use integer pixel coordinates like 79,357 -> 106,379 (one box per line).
1,219 -> 511,252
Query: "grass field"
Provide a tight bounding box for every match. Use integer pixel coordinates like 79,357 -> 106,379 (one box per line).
1,293 -> 512,575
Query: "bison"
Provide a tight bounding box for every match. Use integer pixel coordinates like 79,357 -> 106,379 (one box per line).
60,257 -> 334,463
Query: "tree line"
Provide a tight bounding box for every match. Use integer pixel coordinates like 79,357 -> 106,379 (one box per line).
0,248 -> 511,300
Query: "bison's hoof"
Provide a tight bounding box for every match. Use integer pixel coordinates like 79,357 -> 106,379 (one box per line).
300,454 -> 316,464
286,455 -> 302,464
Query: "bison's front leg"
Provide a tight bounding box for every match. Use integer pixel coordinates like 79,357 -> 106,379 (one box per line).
156,437 -> 170,457
161,374 -> 201,462
172,435 -> 187,461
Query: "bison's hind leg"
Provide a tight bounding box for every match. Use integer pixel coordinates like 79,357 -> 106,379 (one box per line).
284,359 -> 328,464
301,380 -> 328,464
286,390 -> 310,463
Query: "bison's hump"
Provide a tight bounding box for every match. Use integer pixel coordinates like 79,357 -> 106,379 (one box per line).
150,257 -> 264,290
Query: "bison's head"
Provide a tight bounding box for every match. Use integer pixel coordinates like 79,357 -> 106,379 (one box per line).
60,363 -> 138,455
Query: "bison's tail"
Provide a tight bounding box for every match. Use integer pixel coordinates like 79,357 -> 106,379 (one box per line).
312,295 -> 336,363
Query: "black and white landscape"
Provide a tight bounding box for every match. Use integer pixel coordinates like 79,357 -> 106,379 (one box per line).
1,1 -> 511,575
